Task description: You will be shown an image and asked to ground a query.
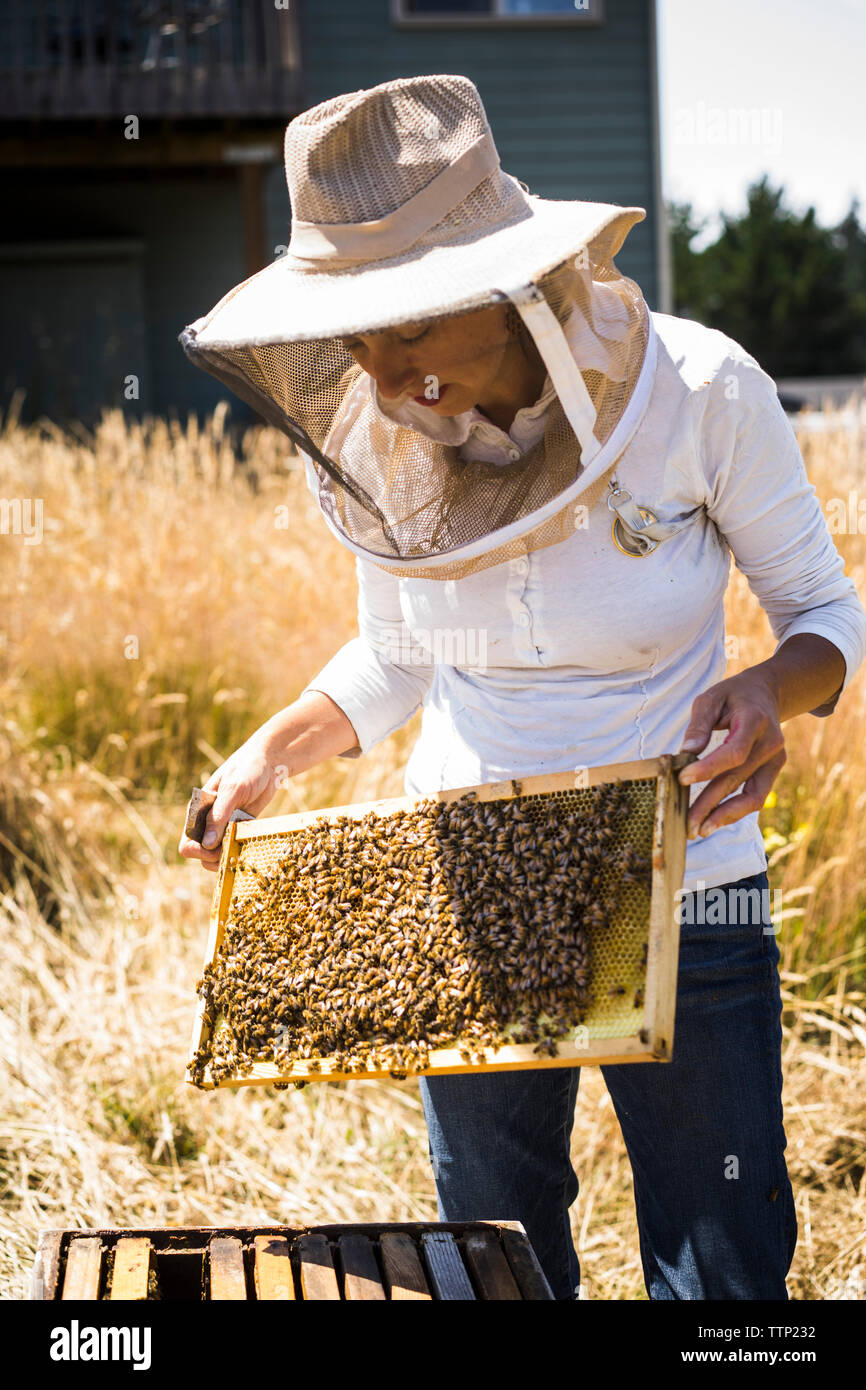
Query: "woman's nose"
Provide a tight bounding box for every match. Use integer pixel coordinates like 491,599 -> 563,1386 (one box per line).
367,347 -> 415,399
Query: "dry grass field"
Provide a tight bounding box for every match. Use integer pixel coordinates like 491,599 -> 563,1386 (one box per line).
1,391 -> 865,1301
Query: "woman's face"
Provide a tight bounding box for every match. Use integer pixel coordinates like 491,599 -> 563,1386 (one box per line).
339,303 -> 516,417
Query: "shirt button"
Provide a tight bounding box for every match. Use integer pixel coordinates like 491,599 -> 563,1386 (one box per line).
514,557 -> 529,576
516,612 -> 531,628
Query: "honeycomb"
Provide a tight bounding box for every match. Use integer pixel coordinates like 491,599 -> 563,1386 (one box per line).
189,774 -> 661,1087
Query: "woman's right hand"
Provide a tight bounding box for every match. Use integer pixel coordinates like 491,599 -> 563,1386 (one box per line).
178,691 -> 361,873
177,734 -> 282,874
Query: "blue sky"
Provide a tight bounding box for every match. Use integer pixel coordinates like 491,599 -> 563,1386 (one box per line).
658,0 -> 865,241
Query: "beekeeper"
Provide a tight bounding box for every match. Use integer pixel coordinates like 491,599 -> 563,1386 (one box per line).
178,74 -> 866,1300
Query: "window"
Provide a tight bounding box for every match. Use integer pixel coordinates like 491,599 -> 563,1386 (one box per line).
393,0 -> 604,26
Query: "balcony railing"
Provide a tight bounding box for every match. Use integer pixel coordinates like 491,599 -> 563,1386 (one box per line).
0,0 -> 304,119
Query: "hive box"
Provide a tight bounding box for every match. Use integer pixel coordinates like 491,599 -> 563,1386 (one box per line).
31,1221 -> 554,1301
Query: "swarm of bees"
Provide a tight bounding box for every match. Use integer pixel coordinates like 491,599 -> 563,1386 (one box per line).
187,782 -> 650,1088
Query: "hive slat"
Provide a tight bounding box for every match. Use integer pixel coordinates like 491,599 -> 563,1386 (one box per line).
253,1235 -> 295,1300
31,1230 -> 63,1300
644,759 -> 685,1058
110,1237 -> 152,1300
421,1231 -> 476,1301
463,1230 -> 522,1300
62,1237 -> 103,1300
187,819 -> 240,1085
233,760 -> 675,832
297,1234 -> 340,1301
379,1232 -> 432,1301
339,1235 -> 386,1301
500,1227 -> 556,1301
209,1236 -> 247,1300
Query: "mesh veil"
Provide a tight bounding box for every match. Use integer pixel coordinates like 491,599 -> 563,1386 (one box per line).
181,236 -> 652,581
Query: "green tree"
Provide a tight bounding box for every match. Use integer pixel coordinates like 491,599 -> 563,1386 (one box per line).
832,197 -> 866,372
667,199 -> 707,322
667,177 -> 866,377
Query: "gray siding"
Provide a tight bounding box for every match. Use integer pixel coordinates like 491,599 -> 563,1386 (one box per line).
0,241 -> 150,422
298,0 -> 660,305
3,170 -> 248,422
265,162 -> 293,267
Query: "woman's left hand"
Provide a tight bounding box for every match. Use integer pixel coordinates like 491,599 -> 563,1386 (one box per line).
677,669 -> 786,839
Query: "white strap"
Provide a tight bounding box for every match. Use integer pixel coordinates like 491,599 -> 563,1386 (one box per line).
503,283 -> 601,461
611,491 -> 684,541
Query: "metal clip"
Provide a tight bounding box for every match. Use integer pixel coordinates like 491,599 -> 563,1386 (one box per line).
606,478 -> 661,557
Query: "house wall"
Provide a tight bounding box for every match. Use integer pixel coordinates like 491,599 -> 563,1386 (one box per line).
1,167 -> 247,422
288,0 -> 660,305
0,0 -> 662,423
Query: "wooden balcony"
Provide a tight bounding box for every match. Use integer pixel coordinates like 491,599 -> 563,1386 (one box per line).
0,0 -> 304,120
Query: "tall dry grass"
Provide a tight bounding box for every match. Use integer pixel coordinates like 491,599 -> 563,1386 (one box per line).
1,394 -> 864,1300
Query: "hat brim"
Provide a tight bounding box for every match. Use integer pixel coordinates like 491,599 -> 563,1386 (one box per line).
189,197 -> 646,349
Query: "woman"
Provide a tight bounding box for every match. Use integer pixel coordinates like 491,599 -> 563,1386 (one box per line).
178,75 -> 866,1299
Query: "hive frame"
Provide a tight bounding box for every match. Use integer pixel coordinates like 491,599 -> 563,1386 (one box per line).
187,753 -> 692,1088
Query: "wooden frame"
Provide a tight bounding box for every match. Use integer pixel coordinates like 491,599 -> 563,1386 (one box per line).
187,753 -> 692,1088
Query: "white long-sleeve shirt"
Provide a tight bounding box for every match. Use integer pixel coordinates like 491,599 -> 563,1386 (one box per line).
301,310 -> 866,894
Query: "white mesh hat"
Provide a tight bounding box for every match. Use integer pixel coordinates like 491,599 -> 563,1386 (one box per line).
180,73 -> 669,579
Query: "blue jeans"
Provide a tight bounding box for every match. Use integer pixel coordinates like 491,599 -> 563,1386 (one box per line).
419,871 -> 797,1300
